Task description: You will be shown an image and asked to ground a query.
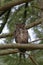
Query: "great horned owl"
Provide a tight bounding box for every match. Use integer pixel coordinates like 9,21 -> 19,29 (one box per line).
15,23 -> 29,59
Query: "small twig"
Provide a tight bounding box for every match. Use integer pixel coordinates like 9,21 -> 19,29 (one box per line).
30,38 -> 43,43
32,5 -> 43,11
26,53 -> 39,65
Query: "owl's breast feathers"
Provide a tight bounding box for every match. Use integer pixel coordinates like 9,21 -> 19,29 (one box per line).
15,29 -> 28,43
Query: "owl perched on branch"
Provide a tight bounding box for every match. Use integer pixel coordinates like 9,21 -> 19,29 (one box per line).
15,23 -> 29,59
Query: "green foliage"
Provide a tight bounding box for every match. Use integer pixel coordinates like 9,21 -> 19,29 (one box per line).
0,0 -> 43,65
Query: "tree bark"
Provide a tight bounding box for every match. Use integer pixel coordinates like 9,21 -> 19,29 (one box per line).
0,9 -> 11,34
0,44 -> 43,50
0,49 -> 19,56
0,0 -> 33,11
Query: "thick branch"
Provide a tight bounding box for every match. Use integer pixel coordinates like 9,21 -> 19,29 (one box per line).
0,0 -> 33,11
0,49 -> 19,56
0,44 -> 43,50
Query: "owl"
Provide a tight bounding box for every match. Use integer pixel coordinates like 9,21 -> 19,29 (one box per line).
15,23 -> 29,59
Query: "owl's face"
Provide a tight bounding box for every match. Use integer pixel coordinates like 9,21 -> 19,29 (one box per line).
16,23 -> 25,29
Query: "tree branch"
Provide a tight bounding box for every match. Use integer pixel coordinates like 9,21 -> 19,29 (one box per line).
31,5 -> 43,11
25,17 -> 43,29
29,55 -> 39,65
23,2 -> 28,24
0,9 -> 11,33
25,53 -> 39,65
0,44 -> 43,50
0,10 -> 7,17
0,49 -> 19,56
0,0 -> 33,11
30,38 -> 43,43
0,32 -> 14,38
